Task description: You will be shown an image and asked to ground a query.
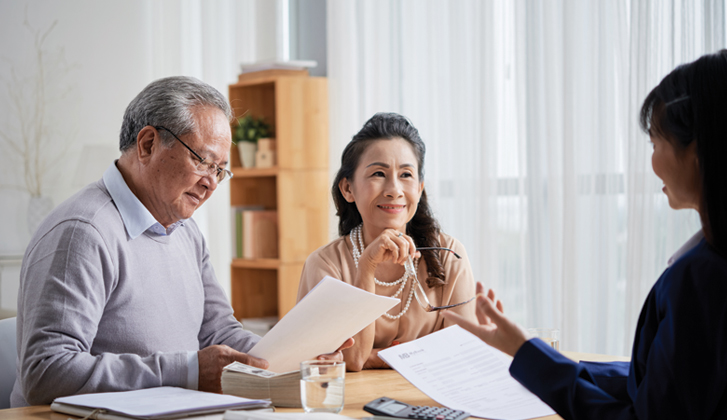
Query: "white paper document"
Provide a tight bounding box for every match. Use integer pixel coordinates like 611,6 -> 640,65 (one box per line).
51,387 -> 268,420
378,326 -> 555,420
249,276 -> 399,372
224,411 -> 355,420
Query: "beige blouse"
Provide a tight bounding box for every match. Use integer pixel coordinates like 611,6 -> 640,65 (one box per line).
296,232 -> 478,348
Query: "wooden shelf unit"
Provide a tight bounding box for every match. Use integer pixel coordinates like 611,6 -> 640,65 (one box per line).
228,70 -> 329,320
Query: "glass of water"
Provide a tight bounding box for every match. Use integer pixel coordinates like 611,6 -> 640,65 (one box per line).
526,328 -> 560,351
300,360 -> 346,413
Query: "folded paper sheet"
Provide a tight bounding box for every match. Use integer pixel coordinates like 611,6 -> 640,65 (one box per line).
249,276 -> 400,373
52,387 -> 268,420
378,326 -> 555,420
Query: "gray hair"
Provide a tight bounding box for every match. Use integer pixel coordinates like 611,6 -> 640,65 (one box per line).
119,76 -> 232,152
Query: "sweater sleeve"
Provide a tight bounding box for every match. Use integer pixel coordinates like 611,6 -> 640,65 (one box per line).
195,231 -> 260,352
17,221 -> 189,405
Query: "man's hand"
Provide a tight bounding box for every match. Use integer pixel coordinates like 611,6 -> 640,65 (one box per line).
316,337 -> 355,362
198,345 -> 269,393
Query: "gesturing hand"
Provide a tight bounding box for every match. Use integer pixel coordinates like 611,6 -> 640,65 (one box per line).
441,282 -> 528,357
198,345 -> 269,393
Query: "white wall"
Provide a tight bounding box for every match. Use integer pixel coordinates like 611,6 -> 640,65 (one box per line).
0,0 -> 280,311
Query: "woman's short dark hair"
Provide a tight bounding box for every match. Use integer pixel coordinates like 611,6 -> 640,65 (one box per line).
640,49 -> 727,255
332,112 -> 446,287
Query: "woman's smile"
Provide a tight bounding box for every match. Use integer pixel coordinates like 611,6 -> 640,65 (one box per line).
378,204 -> 406,213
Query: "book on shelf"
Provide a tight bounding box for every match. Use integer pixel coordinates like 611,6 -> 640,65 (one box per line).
244,210 -> 278,259
222,362 -> 301,408
231,207 -> 278,259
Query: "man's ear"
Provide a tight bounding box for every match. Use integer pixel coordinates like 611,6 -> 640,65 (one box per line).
339,177 -> 356,203
136,126 -> 158,163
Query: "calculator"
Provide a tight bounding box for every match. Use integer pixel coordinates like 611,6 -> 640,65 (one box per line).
363,397 -> 470,420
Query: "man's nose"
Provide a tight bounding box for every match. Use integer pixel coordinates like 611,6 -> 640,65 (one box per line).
199,172 -> 218,190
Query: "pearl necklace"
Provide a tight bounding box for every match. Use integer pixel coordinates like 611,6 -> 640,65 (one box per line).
350,224 -> 417,320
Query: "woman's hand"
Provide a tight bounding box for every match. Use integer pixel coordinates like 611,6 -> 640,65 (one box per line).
316,338 -> 355,361
358,228 -> 419,273
348,228 -> 419,370
363,348 -> 390,369
441,282 -> 528,357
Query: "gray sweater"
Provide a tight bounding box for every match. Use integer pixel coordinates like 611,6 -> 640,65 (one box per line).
11,180 -> 259,406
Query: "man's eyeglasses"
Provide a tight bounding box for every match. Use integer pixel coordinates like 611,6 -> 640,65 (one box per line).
405,254 -> 475,312
155,126 -> 233,183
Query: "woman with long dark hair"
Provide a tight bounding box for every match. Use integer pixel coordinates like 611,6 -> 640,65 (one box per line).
444,50 -> 727,418
297,113 -> 487,371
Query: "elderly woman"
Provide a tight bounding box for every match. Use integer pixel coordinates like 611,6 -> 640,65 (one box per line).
297,113 -> 487,371
444,50 -> 727,419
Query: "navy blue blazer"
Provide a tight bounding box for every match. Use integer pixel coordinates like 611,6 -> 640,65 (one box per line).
510,238 -> 727,419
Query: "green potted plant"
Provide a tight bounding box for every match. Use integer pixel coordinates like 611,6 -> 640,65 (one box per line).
233,113 -> 272,168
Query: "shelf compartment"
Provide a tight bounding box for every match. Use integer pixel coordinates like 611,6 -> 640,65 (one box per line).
231,167 -> 279,178
230,267 -> 278,319
231,258 -> 280,269
230,176 -> 277,209
229,82 -> 277,134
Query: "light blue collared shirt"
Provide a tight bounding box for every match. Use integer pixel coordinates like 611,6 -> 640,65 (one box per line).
667,230 -> 704,267
101,162 -> 199,389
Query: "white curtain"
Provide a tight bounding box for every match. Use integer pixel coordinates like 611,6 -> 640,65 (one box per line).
0,0 -> 265,302
328,0 -> 723,355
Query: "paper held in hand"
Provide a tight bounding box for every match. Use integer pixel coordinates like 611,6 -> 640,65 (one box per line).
248,276 -> 400,373
378,326 -> 556,420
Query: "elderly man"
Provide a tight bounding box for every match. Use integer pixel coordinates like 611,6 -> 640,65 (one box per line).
11,76 -> 347,407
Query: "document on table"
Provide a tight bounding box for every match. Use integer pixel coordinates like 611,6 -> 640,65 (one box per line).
378,326 -> 555,420
51,387 -> 269,420
224,411 -> 356,420
249,276 -> 400,372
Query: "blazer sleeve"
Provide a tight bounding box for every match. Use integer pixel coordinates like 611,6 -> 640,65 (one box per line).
510,339 -> 636,420
510,258 -> 727,420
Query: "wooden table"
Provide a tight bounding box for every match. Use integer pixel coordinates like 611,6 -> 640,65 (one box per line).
0,351 -> 629,420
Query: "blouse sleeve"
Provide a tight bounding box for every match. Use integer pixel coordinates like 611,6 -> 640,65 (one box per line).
440,236 -> 478,326
296,245 -> 345,302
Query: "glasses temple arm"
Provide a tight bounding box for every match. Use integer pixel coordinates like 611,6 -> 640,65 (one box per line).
416,247 -> 462,259
407,257 -> 434,312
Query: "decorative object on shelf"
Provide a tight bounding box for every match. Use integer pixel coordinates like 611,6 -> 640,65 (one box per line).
255,138 -> 277,168
233,114 -> 272,168
0,19 -> 78,236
